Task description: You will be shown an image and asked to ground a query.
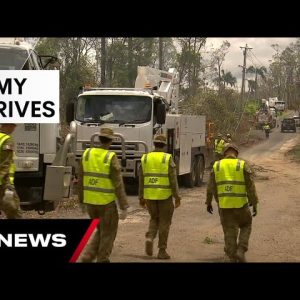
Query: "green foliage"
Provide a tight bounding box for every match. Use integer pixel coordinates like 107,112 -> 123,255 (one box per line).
36,38 -> 97,122
245,101 -> 259,115
260,38 -> 300,109
180,88 -> 241,135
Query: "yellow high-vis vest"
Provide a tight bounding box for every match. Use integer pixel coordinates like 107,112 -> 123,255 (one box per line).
0,132 -> 14,185
214,139 -> 225,154
213,158 -> 248,208
9,158 -> 16,185
82,148 -> 116,205
141,152 -> 172,200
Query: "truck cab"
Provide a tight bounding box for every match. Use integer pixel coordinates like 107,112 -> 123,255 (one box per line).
67,66 -> 207,188
0,38 -> 62,212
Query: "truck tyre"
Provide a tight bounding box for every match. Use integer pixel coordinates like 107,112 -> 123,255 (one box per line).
195,156 -> 205,187
183,157 -> 197,188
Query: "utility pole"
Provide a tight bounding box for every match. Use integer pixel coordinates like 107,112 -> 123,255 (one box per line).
240,44 -> 252,100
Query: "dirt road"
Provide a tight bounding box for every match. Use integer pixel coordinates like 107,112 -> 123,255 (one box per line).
110,126 -> 300,262
17,126 -> 300,262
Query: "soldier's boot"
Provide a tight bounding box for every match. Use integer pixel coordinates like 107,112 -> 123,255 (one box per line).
98,258 -> 110,263
80,252 -> 96,263
157,248 -> 171,259
145,238 -> 153,256
223,254 -> 237,263
236,248 -> 246,263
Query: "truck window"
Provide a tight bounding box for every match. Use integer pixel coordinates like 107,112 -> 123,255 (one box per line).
30,50 -> 43,70
0,47 -> 28,69
76,95 -> 152,124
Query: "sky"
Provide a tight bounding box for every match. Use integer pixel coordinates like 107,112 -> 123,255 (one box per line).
205,38 -> 298,89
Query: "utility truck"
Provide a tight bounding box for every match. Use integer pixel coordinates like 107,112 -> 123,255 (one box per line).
0,38 -> 70,213
67,66 -> 210,188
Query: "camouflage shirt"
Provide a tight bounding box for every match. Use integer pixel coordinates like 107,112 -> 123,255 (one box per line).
78,147 -> 129,210
206,155 -> 259,206
0,134 -> 14,187
139,149 -> 181,201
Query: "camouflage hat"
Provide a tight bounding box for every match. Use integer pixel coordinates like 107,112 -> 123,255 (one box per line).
223,143 -> 239,155
153,134 -> 167,145
99,127 -> 114,139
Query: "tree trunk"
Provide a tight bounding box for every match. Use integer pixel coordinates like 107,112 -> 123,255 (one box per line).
159,38 -> 163,70
101,37 -> 106,87
128,37 -> 134,86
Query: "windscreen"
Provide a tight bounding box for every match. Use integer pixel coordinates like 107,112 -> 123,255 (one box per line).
283,119 -> 295,125
76,95 -> 152,124
0,47 -> 28,69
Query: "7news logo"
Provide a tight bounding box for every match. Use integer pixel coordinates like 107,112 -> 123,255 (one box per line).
0,233 -> 67,247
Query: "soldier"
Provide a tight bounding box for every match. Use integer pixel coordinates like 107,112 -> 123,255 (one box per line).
214,133 -> 226,161
78,128 -> 129,263
0,123 -> 22,219
225,133 -> 232,143
139,134 -> 181,259
205,144 -> 258,262
262,122 -> 271,138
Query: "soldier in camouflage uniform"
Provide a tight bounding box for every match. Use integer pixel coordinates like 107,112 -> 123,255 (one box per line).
206,144 -> 258,262
0,124 -> 22,219
139,134 -> 181,259
78,128 -> 129,263
213,133 -> 226,161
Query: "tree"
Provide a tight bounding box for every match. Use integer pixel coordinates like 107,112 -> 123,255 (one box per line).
35,38 -> 97,122
176,37 -> 207,97
246,65 -> 267,98
222,71 -> 237,87
210,41 -> 231,92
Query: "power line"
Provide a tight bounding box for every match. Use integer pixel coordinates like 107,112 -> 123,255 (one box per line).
247,52 -> 259,69
249,49 -> 265,67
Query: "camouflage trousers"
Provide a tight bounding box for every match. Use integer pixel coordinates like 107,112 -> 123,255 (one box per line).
146,198 -> 174,250
219,205 -> 252,260
81,201 -> 119,263
0,185 -> 22,219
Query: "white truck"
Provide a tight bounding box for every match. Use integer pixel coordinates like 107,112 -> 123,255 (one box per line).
66,66 -> 208,188
274,100 -> 285,112
0,38 -> 71,213
268,97 -> 277,108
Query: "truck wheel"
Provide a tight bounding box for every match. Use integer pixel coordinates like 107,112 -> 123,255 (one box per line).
182,158 -> 196,188
195,156 -> 205,187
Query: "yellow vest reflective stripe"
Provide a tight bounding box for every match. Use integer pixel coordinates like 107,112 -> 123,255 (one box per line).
213,158 -> 248,208
0,133 -> 11,185
82,148 -> 116,205
141,152 -> 172,200
9,158 -> 16,185
214,139 -> 225,154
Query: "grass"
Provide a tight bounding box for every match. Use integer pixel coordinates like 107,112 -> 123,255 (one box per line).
203,236 -> 214,244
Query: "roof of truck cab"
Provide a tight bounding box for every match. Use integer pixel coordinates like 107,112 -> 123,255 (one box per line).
0,43 -> 33,51
79,89 -> 155,97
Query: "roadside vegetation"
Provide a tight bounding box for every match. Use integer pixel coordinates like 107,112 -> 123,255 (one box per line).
35,38 -> 300,143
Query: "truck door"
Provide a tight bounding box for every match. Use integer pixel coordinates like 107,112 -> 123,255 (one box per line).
12,124 -> 40,172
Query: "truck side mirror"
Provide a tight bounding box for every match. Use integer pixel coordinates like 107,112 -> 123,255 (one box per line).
40,55 -> 60,69
157,103 -> 166,124
66,102 -> 74,123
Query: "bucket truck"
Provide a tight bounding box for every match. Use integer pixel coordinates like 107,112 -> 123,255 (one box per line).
67,66 -> 208,188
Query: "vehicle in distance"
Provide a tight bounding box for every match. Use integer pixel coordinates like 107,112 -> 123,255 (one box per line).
281,118 -> 296,132
292,115 -> 300,127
